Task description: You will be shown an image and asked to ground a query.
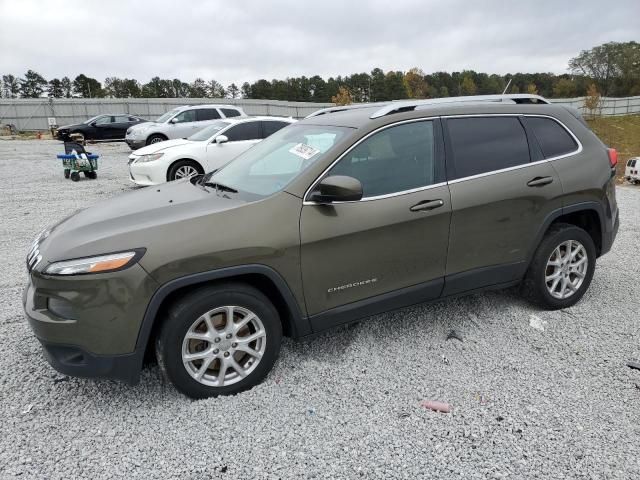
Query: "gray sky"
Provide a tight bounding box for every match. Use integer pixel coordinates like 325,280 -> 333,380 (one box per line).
1,0 -> 638,86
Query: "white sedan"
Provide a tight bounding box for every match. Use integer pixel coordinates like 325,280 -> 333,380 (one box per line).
127,116 -> 296,186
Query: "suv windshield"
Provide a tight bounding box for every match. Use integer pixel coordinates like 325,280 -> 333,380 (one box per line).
188,121 -> 231,141
155,108 -> 182,123
208,124 -> 351,199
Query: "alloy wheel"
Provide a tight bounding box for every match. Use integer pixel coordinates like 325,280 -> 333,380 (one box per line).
174,165 -> 199,179
545,239 -> 588,299
181,306 -> 266,387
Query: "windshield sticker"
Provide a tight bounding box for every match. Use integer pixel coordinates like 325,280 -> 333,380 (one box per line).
289,143 -> 320,160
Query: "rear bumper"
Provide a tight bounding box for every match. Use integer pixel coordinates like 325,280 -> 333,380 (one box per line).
601,206 -> 619,256
38,340 -> 140,384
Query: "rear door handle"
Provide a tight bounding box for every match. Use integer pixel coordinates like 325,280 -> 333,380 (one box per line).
527,176 -> 554,187
410,199 -> 444,212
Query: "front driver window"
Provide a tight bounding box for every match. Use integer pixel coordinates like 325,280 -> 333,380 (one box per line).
327,121 -> 436,198
173,110 -> 196,123
94,116 -> 113,125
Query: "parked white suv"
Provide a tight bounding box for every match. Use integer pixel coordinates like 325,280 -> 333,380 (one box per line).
128,116 -> 296,185
125,104 -> 246,150
625,157 -> 640,183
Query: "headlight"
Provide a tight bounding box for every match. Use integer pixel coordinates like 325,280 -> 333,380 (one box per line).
135,153 -> 164,163
44,250 -> 144,275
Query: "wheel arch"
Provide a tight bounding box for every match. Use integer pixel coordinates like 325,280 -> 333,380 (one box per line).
145,132 -> 168,144
529,202 -> 605,265
138,265 -> 310,368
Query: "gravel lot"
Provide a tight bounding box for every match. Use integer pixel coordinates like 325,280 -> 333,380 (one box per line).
1,139 -> 639,479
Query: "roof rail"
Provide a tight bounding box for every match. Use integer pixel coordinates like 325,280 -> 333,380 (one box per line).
305,102 -> 391,118
369,94 -> 550,119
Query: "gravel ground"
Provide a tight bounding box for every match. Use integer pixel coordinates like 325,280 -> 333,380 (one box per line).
1,139 -> 639,479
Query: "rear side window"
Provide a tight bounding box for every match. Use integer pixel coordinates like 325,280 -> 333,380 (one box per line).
196,109 -> 221,121
525,117 -> 578,159
262,121 -> 289,138
446,117 -> 530,179
221,108 -> 241,118
225,122 -> 262,141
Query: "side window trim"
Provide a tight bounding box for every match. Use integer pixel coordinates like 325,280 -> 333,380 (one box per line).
303,117 -> 445,204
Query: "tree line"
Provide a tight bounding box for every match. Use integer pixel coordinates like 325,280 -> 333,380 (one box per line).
1,41 -> 638,103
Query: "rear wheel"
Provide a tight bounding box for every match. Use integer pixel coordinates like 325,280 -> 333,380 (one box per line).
64,169 -> 70,179
146,134 -> 167,146
168,160 -> 203,181
156,284 -> 282,399
521,223 -> 596,309
84,171 -> 97,179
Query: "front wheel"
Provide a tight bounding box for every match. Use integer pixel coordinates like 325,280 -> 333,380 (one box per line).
521,223 -> 596,309
167,160 -> 203,181
156,284 -> 282,399
146,134 -> 167,146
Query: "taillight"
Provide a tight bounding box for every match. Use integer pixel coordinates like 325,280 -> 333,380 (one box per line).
608,148 -> 618,168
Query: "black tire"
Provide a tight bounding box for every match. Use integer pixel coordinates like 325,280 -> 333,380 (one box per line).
70,171 -> 80,182
84,171 -> 97,179
156,283 -> 282,399
521,223 -> 596,309
64,169 -> 70,179
70,131 -> 85,142
146,134 -> 167,146
167,159 -> 203,182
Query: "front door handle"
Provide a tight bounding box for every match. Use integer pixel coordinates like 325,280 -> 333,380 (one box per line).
410,199 -> 444,212
527,176 -> 554,187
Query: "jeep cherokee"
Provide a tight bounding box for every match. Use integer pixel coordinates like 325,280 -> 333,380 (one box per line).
23,94 -> 619,399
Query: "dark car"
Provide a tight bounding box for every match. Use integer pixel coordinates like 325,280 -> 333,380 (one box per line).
56,114 -> 147,142
25,94 -> 618,399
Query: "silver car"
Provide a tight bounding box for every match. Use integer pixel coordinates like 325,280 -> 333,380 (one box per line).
125,104 -> 246,150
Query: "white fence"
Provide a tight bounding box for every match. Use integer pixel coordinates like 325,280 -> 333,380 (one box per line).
548,96 -> 640,116
1,95 -> 639,131
0,98 -> 333,131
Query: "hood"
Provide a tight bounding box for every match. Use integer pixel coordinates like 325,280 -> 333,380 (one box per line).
57,123 -> 82,130
38,179 -> 247,264
130,121 -> 162,132
132,138 -> 195,156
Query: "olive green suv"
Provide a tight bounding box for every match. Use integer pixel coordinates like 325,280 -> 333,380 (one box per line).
23,94 -> 619,398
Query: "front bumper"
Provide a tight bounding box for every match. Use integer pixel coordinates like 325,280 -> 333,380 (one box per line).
125,138 -> 146,150
38,340 -> 140,384
128,159 -> 166,186
23,264 -> 158,383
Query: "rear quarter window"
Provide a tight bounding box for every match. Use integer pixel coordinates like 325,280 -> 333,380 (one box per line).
446,116 -> 531,179
221,108 -> 242,118
525,116 -> 578,159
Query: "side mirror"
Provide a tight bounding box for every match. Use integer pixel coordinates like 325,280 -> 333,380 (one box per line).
169,117 -> 179,124
90,122 -> 96,127
215,135 -> 228,144
309,175 -> 363,203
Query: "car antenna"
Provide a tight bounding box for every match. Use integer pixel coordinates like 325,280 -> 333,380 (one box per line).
502,79 -> 512,95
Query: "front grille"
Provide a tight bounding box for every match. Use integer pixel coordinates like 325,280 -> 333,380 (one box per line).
26,242 -> 42,272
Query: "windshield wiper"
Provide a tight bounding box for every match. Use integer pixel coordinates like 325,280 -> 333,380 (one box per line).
202,182 -> 237,193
